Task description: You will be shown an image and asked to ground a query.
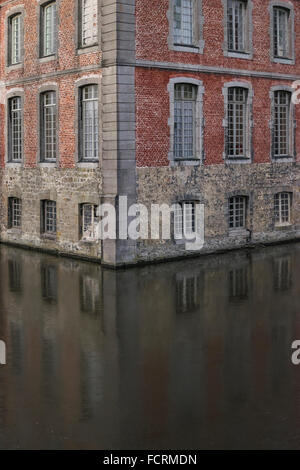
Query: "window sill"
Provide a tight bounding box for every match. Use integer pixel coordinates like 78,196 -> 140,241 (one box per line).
228,228 -> 249,237
6,62 -> 23,72
225,50 -> 253,60
41,233 -> 57,241
173,158 -> 201,167
77,161 -> 99,169
272,155 -> 295,163
7,227 -> 21,234
272,57 -> 295,65
171,44 -> 201,54
225,157 -> 251,164
38,162 -> 57,168
79,238 -> 97,244
275,223 -> 293,230
38,55 -> 57,64
77,44 -> 99,55
6,161 -> 22,168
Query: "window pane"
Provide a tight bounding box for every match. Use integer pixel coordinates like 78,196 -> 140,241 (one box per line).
11,15 -> 21,64
81,0 -> 98,46
12,198 -> 22,228
10,97 -> 22,161
229,196 -> 246,229
275,192 -> 291,225
228,0 -> 246,52
274,7 -> 289,58
274,90 -> 290,157
44,2 -> 56,56
42,91 -> 56,161
44,200 -> 57,233
227,87 -> 247,157
173,0 -> 193,45
174,84 -> 196,159
81,85 -> 98,160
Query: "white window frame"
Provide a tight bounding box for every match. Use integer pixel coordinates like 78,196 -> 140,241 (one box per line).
174,201 -> 200,239
81,203 -> 98,240
8,96 -> 22,163
79,0 -> 98,48
41,1 -> 57,57
274,192 -> 292,226
228,195 -> 247,230
223,0 -> 253,59
270,85 -> 295,161
79,84 -> 99,162
10,14 -> 21,65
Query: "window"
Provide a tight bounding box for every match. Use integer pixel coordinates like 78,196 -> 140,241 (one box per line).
8,14 -> 22,65
40,91 -> 57,162
174,201 -> 196,238
176,275 -> 200,314
8,96 -> 22,162
41,2 -> 56,57
80,203 -> 98,240
80,275 -> 100,313
273,90 -> 292,158
274,256 -> 292,291
274,192 -> 292,225
173,0 -> 194,46
41,265 -> 57,302
79,85 -> 99,161
229,196 -> 247,229
8,259 -> 22,293
8,197 -> 22,228
229,267 -> 248,299
79,0 -> 98,48
227,87 -> 248,158
227,0 -> 247,52
42,200 -> 57,235
174,84 -> 197,160
273,7 -> 289,58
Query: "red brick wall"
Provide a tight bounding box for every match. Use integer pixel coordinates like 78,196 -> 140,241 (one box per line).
135,0 -> 300,167
0,0 -> 101,169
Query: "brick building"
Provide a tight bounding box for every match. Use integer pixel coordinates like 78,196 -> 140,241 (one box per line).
0,0 -> 299,266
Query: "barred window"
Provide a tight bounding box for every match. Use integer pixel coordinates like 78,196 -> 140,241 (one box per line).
227,87 -> 248,158
8,197 -> 22,228
229,196 -> 247,229
80,203 -> 98,239
174,83 -> 196,160
80,85 -> 99,161
274,192 -> 292,225
41,91 -> 57,162
80,0 -> 98,47
42,200 -> 57,234
273,90 -> 291,157
174,201 -> 196,238
173,0 -> 194,46
8,96 -> 22,162
227,0 -> 247,52
273,7 -> 289,58
41,2 -> 56,57
9,14 -> 21,65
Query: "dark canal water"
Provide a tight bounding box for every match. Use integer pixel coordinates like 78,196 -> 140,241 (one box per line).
0,243 -> 300,449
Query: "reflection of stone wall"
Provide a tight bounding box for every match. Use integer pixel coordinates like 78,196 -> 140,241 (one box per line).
0,167 -> 101,259
136,163 -> 300,262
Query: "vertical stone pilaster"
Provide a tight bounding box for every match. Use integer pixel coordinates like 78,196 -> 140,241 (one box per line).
101,0 -> 137,266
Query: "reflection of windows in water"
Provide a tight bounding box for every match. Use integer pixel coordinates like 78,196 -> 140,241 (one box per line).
8,259 -> 22,292
229,267 -> 248,300
176,275 -> 200,314
274,257 -> 292,291
80,275 -> 100,314
41,265 -> 57,303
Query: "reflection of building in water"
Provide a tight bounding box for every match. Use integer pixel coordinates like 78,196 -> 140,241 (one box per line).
175,273 -> 201,314
229,266 -> 249,301
41,265 -> 57,303
80,275 -> 101,314
8,259 -> 22,293
274,257 -> 293,291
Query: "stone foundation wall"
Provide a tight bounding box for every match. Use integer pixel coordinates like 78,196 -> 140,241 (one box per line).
0,167 -> 102,260
136,162 -> 300,263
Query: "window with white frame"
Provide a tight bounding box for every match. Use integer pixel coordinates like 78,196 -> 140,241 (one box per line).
8,197 -> 22,228
41,1 -> 56,57
274,192 -> 292,225
174,83 -> 197,160
42,200 -> 57,234
8,96 -> 22,162
229,196 -> 247,229
174,201 -> 197,239
80,0 -> 98,48
41,91 -> 57,162
273,90 -> 292,158
79,84 -> 99,161
227,0 -> 248,53
9,14 -> 21,65
227,87 -> 248,158
273,7 -> 290,59
80,203 -> 98,240
173,0 -> 194,46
